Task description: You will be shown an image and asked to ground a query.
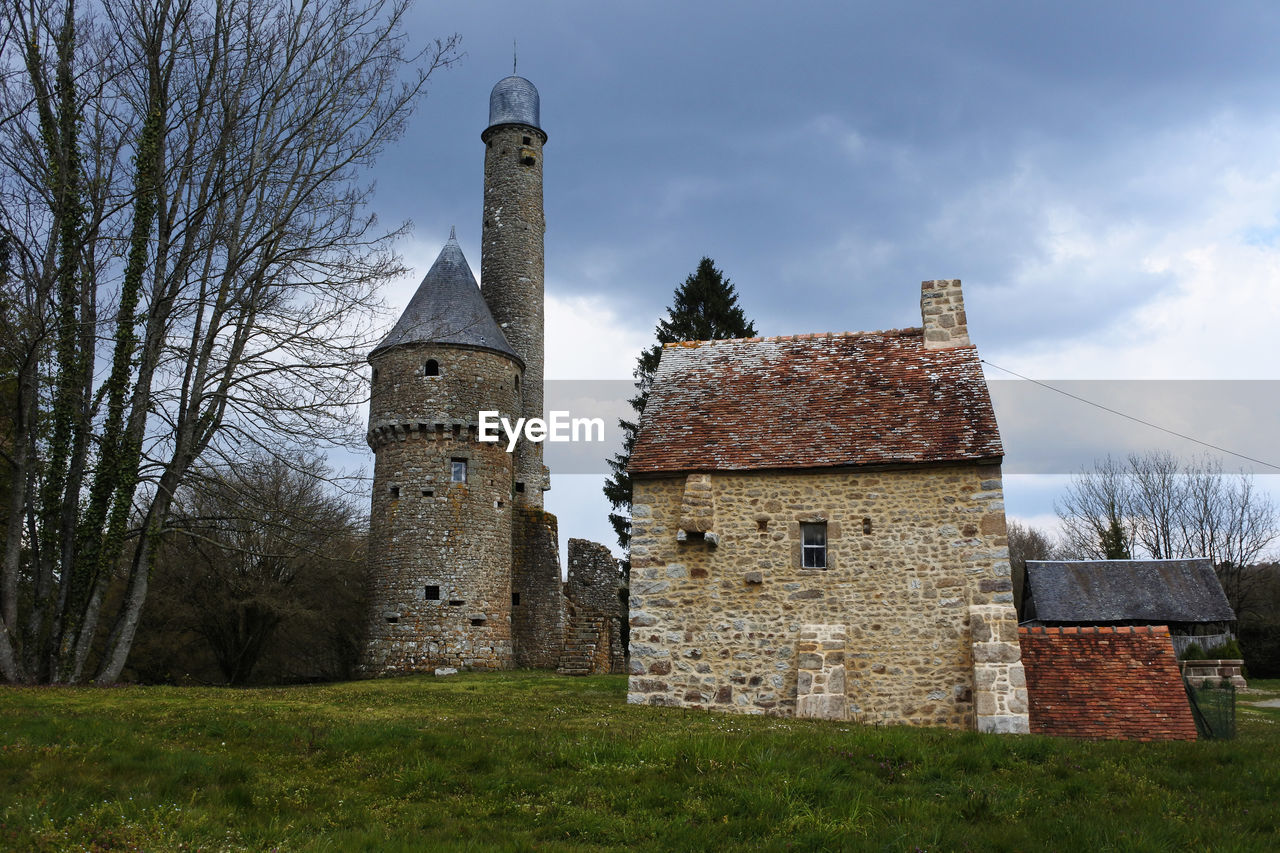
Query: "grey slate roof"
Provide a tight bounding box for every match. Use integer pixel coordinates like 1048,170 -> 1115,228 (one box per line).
371,231 -> 520,363
487,75 -> 541,131
1024,558 -> 1236,624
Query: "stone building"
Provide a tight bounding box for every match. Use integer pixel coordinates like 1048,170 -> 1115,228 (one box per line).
360,75 -> 624,676
626,280 -> 1029,732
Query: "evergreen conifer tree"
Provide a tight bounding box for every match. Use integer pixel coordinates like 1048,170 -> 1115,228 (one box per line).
604,258 -> 756,549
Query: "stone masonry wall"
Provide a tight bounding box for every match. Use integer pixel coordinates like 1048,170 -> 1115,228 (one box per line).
512,507 -> 563,669
627,463 -> 1015,728
362,344 -> 520,674
481,122 -> 546,505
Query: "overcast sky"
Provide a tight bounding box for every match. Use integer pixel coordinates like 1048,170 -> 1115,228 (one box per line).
363,1 -> 1280,557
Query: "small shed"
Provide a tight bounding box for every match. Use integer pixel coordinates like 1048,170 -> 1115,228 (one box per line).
1022,558 -> 1236,654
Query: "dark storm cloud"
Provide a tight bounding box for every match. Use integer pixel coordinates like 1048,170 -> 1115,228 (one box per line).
363,2 -> 1280,553
376,1 -> 1280,352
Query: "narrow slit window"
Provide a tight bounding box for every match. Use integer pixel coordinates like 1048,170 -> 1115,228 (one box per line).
801,522 -> 827,569
389,485 -> 399,499
512,592 -> 520,605
863,517 -> 873,535
451,459 -> 467,483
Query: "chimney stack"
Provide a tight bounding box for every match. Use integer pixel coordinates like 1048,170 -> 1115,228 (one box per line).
920,279 -> 971,349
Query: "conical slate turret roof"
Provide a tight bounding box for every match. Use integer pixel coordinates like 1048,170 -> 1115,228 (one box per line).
372,230 -> 521,363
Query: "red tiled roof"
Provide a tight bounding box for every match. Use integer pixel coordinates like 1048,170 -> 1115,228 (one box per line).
629,329 -> 1002,475
1019,626 -> 1198,742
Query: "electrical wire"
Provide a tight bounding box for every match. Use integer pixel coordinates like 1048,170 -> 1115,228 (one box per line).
979,359 -> 1280,473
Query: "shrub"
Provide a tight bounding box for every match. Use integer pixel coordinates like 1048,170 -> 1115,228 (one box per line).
1181,643 -> 1207,661
1205,639 -> 1244,660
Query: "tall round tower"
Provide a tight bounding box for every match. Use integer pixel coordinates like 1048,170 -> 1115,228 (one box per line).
362,231 -> 523,673
481,75 -> 547,507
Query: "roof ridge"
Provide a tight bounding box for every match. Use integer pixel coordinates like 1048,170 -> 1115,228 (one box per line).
661,326 -> 928,349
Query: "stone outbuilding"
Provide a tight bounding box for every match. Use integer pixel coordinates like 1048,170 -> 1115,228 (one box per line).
626,279 -> 1029,733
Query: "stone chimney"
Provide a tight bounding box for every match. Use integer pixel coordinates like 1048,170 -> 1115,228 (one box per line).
920,279 -> 971,349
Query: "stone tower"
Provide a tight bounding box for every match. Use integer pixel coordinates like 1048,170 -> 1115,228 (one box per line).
362,230 -> 524,673
481,75 -> 547,506
360,74 -> 626,678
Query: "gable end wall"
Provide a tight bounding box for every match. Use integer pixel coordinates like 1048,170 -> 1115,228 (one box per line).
627,462 -> 1012,727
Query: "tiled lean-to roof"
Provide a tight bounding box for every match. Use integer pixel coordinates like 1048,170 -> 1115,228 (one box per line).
371,230 -> 520,363
1024,559 -> 1236,625
629,329 -> 1002,475
1019,626 -> 1198,741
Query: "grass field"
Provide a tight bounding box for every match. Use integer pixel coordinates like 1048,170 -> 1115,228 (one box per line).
2,673 -> 1279,851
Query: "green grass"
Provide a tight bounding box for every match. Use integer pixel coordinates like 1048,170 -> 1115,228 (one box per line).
2,675 -> 1279,851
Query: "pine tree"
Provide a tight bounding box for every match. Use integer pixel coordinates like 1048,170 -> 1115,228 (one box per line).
604,258 -> 756,550
1101,516 -> 1132,560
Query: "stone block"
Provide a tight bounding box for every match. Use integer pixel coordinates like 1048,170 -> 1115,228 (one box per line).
797,652 -> 824,670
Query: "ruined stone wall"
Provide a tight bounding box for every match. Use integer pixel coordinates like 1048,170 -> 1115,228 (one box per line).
362,344 -> 521,674
560,539 -> 626,675
481,122 -> 546,505
627,463 -> 1016,728
512,507 -> 563,669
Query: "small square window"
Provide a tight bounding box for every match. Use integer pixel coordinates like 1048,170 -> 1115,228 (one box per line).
425,585 -> 440,600
451,459 -> 467,483
801,522 -> 827,569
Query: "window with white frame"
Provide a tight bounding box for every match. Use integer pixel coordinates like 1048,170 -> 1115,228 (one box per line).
801,522 -> 827,569
451,458 -> 467,483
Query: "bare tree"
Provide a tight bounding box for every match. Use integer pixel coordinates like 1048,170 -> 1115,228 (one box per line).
1055,452 -> 1280,615
1054,455 -> 1133,559
1007,519 -> 1056,619
0,0 -> 459,683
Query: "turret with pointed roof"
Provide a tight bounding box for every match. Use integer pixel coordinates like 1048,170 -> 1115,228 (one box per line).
362,226 -> 524,674
372,228 -> 521,364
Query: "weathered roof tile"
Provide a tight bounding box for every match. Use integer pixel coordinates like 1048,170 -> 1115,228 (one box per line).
630,329 -> 1002,475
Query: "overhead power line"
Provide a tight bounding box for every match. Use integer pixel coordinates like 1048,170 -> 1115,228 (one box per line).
979,359 -> 1280,473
